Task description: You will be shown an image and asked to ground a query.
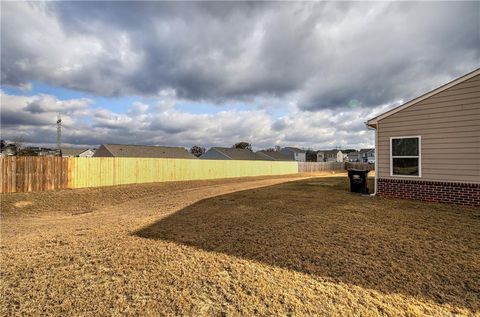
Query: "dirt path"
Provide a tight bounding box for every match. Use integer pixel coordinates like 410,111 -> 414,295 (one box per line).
1,174 -> 320,238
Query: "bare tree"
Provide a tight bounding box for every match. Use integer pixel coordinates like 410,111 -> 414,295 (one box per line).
12,137 -> 23,150
306,149 -> 318,162
233,142 -> 252,151
190,145 -> 206,157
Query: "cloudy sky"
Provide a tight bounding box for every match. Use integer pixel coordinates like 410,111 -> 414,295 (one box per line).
1,1 -> 479,150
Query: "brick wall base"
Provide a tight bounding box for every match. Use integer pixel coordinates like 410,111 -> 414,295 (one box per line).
377,178 -> 480,207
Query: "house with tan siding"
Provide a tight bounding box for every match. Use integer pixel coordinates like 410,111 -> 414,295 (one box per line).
367,68 -> 480,206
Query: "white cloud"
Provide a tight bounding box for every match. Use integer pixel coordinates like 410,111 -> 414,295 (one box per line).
1,91 -> 383,150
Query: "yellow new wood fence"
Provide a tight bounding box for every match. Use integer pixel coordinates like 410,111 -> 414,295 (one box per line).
68,157 -> 298,189
0,157 -> 298,193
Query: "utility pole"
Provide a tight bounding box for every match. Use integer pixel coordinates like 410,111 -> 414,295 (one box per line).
56,113 -> 62,153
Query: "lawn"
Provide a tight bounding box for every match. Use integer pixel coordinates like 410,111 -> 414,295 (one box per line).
1,174 -> 479,316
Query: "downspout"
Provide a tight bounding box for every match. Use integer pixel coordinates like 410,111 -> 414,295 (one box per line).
369,125 -> 378,196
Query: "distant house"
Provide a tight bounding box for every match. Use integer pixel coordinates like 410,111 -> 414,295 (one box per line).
279,147 -> 306,162
37,148 -> 59,157
256,150 -> 295,161
359,149 -> 375,163
366,68 -> 480,206
317,150 -> 344,162
62,148 -> 95,157
93,144 -> 196,159
346,151 -> 360,162
200,147 -> 269,160
0,144 -> 18,156
15,146 -> 58,156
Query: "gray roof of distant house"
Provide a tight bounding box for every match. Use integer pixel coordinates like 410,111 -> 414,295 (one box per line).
94,144 -> 196,159
62,148 -> 90,156
282,147 -> 306,154
317,150 -> 342,155
359,148 -> 374,154
256,150 -> 295,161
203,147 -> 270,160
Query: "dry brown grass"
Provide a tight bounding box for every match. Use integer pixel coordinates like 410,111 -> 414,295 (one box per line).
1,174 -> 479,316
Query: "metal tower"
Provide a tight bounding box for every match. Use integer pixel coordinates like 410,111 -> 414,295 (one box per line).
56,113 -> 62,151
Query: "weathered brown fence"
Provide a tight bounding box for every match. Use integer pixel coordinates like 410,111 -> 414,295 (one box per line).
298,162 -> 345,173
0,157 -> 69,193
345,162 -> 374,171
298,162 -> 374,173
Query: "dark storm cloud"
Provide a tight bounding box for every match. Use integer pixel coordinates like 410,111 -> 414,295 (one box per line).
298,1 -> 480,109
0,110 -> 50,126
2,1 -> 478,109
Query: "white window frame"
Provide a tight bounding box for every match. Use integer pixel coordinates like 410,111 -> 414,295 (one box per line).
390,136 -> 422,178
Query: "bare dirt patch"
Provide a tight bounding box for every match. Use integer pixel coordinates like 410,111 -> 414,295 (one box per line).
1,174 -> 478,316
13,201 -> 33,208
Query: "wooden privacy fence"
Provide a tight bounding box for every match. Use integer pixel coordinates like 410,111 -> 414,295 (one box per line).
0,157 -> 69,193
0,157 -> 375,193
298,162 -> 374,173
68,158 -> 298,189
0,157 -> 298,193
345,162 -> 375,171
298,162 -> 345,173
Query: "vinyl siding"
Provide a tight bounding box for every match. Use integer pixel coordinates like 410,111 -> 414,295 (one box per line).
377,74 -> 480,183
297,153 -> 306,162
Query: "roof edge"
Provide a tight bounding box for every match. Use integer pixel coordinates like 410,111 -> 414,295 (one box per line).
366,68 -> 480,127
100,143 -> 187,150
101,144 -> 114,156
212,147 -> 233,159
